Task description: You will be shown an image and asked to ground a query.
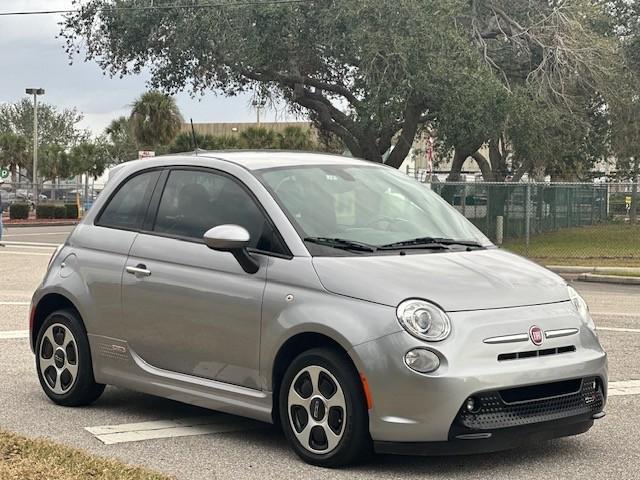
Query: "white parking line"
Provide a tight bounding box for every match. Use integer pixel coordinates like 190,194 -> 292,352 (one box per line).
86,415 -> 263,445
0,302 -> 30,306
592,312 -> 640,319
0,330 -> 29,339
598,327 -> 640,334
3,232 -> 70,237
608,380 -> 640,397
0,241 -> 59,247
0,251 -> 51,256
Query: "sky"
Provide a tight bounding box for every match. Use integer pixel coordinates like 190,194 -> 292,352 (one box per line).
0,0 -> 297,136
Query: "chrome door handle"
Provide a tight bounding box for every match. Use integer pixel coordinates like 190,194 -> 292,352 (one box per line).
126,264 -> 151,277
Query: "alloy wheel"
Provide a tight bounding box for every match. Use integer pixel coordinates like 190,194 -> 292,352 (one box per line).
38,323 -> 79,395
287,365 -> 347,454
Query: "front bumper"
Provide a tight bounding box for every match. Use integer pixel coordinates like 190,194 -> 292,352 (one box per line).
351,301 -> 608,444
375,412 -> 600,456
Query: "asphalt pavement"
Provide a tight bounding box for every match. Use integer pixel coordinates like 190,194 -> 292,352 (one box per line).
0,226 -> 639,479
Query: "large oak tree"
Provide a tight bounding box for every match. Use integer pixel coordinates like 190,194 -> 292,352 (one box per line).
62,0 -> 617,172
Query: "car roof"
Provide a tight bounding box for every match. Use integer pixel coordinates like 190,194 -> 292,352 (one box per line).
149,150 -> 377,171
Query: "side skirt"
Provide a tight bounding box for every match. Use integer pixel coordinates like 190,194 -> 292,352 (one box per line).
88,334 -> 273,424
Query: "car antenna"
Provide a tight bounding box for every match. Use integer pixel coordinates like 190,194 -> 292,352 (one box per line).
190,118 -> 199,156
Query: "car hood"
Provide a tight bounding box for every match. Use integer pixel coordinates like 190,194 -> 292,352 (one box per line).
311,248 -> 569,312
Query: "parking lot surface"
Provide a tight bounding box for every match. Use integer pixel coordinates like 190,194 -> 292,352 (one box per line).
1,227 -> 639,479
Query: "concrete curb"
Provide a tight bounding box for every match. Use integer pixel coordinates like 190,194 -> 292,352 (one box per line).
548,266 -> 640,275
577,273 -> 640,285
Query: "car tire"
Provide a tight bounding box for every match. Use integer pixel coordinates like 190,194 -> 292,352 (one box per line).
279,347 -> 372,467
35,309 -> 105,407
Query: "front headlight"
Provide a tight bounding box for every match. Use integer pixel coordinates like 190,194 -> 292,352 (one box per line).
568,285 -> 596,332
396,299 -> 451,342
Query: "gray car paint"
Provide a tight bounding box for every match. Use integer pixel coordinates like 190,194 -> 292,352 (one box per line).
31,152 -> 607,442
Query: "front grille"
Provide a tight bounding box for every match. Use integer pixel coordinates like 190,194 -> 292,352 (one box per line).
498,345 -> 576,361
453,377 -> 603,432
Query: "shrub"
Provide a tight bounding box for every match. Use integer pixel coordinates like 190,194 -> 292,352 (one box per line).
36,204 -> 56,219
64,203 -> 79,219
9,203 -> 29,220
54,206 -> 66,219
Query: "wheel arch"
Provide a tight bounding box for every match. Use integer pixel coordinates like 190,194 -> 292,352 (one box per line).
31,293 -> 85,351
270,331 -> 366,423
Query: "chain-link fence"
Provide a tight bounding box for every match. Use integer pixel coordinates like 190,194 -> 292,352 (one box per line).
420,179 -> 640,267
0,182 -> 105,218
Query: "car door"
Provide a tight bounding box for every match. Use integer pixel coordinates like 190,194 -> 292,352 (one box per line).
121,167 -> 284,390
74,169 -> 161,340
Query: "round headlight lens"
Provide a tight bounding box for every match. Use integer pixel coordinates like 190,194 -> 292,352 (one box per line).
397,299 -> 451,342
568,286 -> 596,332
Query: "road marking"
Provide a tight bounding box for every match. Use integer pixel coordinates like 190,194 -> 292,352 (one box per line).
0,301 -> 30,306
0,251 -> 51,256
592,312 -> 640,319
609,380 -> 640,397
0,241 -> 60,247
598,327 -> 640,334
3,232 -> 70,237
86,415 -> 263,445
0,330 -> 29,339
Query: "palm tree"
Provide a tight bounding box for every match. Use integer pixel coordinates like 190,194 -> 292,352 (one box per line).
105,116 -> 138,163
129,91 -> 184,151
0,132 -> 29,182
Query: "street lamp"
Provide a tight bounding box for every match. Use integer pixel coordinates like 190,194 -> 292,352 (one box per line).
25,88 -> 45,205
251,99 -> 266,127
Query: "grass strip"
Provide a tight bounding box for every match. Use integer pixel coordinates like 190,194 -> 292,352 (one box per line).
0,429 -> 172,480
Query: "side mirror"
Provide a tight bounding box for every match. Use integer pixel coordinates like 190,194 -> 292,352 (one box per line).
203,225 -> 259,274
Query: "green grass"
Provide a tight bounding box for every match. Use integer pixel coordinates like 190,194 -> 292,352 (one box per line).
0,430 -> 171,480
504,224 -> 640,267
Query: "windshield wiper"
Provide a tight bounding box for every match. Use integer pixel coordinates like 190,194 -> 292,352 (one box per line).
304,237 -> 377,253
380,237 -> 485,250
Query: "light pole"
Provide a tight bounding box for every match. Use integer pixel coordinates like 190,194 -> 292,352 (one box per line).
252,99 -> 266,127
25,88 -> 45,205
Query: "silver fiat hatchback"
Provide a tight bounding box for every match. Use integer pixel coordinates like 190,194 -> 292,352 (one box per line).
30,152 -> 607,467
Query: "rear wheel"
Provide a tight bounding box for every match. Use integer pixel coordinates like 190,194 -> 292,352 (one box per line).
35,309 -> 105,406
279,348 -> 371,467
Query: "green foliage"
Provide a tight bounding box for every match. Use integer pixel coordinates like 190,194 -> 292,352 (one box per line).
105,116 -> 138,163
36,204 -> 56,219
9,203 -> 29,220
61,0 -> 619,175
169,126 -> 316,152
0,132 -> 29,180
38,144 -> 70,182
65,203 -> 79,219
0,99 -> 87,150
276,126 -> 313,150
69,140 -> 111,180
129,91 -> 183,149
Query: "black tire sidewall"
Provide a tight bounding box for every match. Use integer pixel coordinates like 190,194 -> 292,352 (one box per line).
279,347 -> 371,467
35,309 -> 104,407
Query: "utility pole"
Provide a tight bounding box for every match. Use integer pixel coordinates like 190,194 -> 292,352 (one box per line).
25,88 -> 45,206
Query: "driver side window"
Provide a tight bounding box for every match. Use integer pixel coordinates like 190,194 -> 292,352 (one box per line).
153,169 -> 284,253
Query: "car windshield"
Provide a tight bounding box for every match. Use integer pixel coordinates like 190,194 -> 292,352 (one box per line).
258,164 -> 492,253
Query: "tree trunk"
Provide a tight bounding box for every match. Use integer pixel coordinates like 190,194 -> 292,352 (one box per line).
471,151 -> 494,181
10,164 -> 17,184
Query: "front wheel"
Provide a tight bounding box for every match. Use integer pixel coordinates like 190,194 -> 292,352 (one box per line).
279,348 -> 371,467
35,309 -> 105,407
